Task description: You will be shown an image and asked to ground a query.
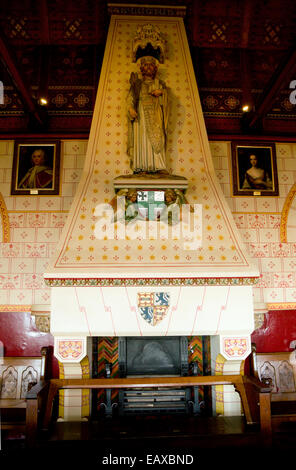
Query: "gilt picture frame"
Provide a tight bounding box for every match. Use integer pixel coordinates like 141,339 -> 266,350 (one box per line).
231,141 -> 278,196
11,140 -> 61,195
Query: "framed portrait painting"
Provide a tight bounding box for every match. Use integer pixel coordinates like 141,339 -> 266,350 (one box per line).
11,140 -> 61,195
231,142 -> 278,196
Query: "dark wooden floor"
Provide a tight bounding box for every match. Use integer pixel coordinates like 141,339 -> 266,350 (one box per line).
1,415 -> 296,465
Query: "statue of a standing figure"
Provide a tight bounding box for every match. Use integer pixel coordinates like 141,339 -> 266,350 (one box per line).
127,56 -> 169,174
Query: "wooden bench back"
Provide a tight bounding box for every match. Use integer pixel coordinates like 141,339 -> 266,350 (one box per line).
251,344 -> 296,397
0,347 -> 48,400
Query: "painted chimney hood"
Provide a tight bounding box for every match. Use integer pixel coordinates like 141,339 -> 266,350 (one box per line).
44,11 -> 259,340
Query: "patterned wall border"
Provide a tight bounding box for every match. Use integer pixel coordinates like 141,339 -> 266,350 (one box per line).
280,182 -> 296,242
107,4 -> 186,17
267,302 -> 296,310
44,276 -> 259,287
0,192 -> 10,242
0,304 -> 32,312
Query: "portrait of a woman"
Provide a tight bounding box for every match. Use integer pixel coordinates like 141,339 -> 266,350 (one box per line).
242,153 -> 273,190
232,143 -> 278,196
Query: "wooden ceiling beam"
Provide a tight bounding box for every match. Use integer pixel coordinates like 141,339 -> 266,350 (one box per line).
240,48 -> 254,110
38,0 -> 51,111
248,48 -> 296,129
240,0 -> 253,48
38,46 -> 50,104
239,0 -> 254,120
190,0 -> 201,47
40,0 -> 50,45
0,31 -> 44,125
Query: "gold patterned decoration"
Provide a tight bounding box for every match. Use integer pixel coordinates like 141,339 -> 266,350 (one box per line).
280,182 -> 296,242
107,4 -> 186,18
267,302 -> 296,310
214,353 -> 227,416
0,192 -> 10,242
58,361 -> 65,419
33,314 -> 50,333
0,304 -> 32,312
81,355 -> 90,418
8,16 -> 30,40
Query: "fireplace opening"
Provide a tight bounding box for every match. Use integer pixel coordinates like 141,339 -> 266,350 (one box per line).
116,336 -> 190,415
119,336 -> 189,377
92,336 -> 212,417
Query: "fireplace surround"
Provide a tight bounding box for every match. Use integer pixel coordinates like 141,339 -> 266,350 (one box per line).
45,11 -> 259,422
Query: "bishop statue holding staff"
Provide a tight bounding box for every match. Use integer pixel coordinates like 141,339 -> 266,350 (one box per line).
127,55 -> 169,174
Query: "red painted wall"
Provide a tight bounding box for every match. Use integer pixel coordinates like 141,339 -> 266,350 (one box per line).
251,310 -> 296,352
0,312 -> 58,377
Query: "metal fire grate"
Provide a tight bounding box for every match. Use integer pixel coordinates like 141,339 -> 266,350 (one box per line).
118,337 -> 191,415
119,387 -> 191,415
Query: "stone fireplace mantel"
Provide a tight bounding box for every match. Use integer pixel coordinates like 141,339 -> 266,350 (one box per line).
50,285 -> 255,339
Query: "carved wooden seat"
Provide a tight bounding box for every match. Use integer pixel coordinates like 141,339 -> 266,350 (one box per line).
0,347 -> 51,445
251,343 -> 296,431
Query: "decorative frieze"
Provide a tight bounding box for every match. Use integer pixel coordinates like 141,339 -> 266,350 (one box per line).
44,276 -> 259,287
107,4 -> 186,18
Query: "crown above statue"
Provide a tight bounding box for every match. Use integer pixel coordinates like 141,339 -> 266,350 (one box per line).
132,24 -> 166,63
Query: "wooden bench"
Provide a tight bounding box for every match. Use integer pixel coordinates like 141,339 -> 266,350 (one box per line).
251,343 -> 296,432
0,347 -> 51,446
41,374 -> 271,443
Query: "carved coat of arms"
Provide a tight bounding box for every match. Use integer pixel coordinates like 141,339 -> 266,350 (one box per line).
138,292 -> 170,326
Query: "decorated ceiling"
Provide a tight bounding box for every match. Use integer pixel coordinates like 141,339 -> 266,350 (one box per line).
0,0 -> 296,137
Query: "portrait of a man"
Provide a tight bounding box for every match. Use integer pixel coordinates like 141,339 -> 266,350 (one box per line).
11,141 -> 60,195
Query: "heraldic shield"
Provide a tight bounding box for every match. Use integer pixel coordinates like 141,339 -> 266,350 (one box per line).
138,292 -> 170,326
